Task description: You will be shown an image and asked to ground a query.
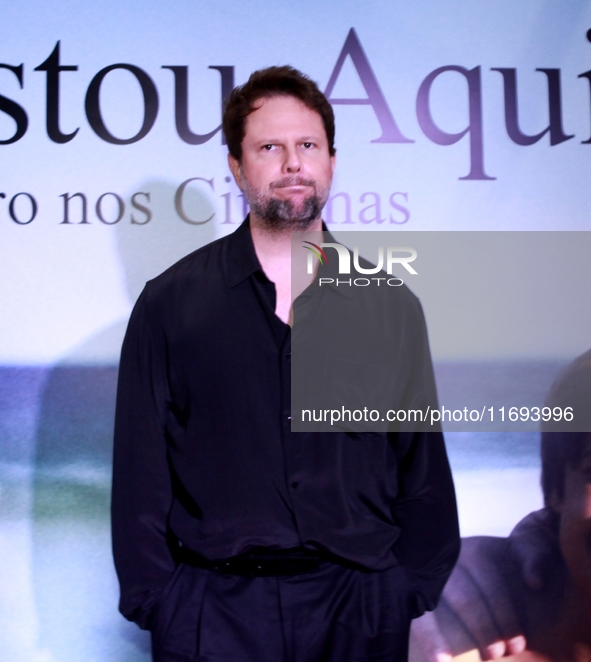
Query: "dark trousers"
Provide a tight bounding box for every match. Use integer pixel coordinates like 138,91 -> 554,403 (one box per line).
150,561 -> 414,662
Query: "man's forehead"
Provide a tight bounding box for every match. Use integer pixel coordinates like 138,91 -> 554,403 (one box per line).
250,94 -> 313,113
244,95 -> 325,136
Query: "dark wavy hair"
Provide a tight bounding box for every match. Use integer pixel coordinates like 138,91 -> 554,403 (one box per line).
540,348 -> 591,506
222,66 -> 335,161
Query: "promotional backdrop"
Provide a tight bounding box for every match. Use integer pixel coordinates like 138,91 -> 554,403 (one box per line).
1,2 -> 590,660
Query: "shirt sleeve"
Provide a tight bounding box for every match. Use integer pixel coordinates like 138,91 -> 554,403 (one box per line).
111,286 -> 177,629
390,300 -> 461,618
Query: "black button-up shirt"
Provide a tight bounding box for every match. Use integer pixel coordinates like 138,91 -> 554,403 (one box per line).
112,217 -> 460,627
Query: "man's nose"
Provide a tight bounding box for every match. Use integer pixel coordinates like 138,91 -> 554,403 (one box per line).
283,145 -> 301,173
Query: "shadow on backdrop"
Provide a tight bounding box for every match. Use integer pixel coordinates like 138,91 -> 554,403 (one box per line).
30,180 -> 217,662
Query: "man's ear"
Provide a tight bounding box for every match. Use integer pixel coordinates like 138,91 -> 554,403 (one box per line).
228,154 -> 243,190
330,153 -> 336,176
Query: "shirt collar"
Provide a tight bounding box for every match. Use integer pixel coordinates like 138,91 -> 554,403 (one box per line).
225,216 -> 353,299
313,228 -> 356,300
225,215 -> 264,288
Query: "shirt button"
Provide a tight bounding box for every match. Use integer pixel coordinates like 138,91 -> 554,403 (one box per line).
287,416 -> 292,421
291,481 -> 299,489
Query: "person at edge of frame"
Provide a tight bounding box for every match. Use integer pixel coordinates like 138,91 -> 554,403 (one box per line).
410,348 -> 591,662
112,65 -> 461,662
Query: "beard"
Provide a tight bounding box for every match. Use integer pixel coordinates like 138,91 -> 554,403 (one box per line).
241,174 -> 331,232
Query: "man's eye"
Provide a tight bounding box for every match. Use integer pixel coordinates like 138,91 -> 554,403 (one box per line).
262,144 -> 275,151
302,142 -> 314,149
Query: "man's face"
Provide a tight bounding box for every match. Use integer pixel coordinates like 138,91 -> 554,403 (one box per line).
228,95 -> 335,232
558,435 -> 591,600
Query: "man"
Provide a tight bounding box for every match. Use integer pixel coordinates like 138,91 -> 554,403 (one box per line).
112,66 -> 460,662
410,349 -> 591,662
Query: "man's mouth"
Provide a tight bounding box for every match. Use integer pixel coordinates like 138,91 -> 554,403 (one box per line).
271,177 -> 315,190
